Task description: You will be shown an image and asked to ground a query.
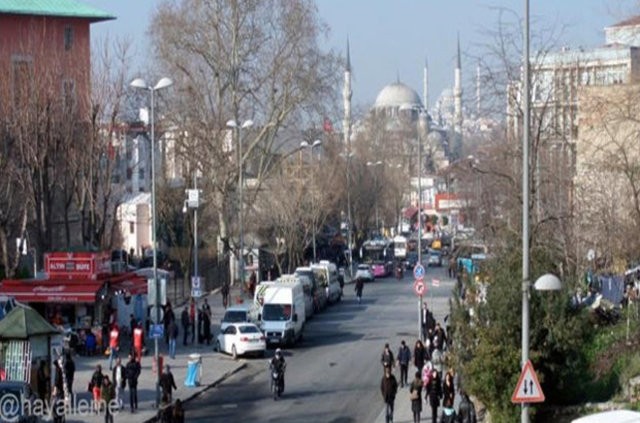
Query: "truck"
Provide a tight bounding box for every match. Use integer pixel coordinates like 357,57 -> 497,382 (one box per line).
260,282 -> 306,346
311,260 -> 342,304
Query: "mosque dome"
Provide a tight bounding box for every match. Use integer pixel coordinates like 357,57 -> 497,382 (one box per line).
373,82 -> 422,109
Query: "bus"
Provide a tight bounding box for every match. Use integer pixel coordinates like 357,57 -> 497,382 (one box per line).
393,235 -> 408,261
359,239 -> 395,277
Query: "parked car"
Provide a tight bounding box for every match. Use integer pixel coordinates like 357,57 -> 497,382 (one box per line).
427,249 -> 442,267
220,304 -> 253,332
355,264 -> 375,282
0,381 -> 38,422
215,322 -> 266,359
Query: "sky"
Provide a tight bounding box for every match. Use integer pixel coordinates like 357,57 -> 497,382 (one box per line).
84,0 -> 632,110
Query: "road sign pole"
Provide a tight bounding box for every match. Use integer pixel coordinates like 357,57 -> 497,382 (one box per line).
418,294 -> 422,340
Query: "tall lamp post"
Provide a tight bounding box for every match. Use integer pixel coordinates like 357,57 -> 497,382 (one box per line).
183,173 -> 201,342
226,119 -> 254,287
130,76 -> 173,407
301,140 -> 322,262
366,160 -> 383,234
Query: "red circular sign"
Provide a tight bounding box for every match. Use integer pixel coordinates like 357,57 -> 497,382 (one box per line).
414,280 -> 426,296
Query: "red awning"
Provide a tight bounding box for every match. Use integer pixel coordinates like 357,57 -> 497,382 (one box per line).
111,276 -> 147,295
403,206 -> 419,219
0,281 -> 103,303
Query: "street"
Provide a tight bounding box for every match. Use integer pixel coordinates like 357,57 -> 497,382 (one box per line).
185,264 -> 454,423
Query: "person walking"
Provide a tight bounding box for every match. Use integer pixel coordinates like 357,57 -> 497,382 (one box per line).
36,359 -> 50,401
221,281 -> 230,309
457,389 -> 477,423
425,368 -> 442,423
354,277 -> 364,304
108,324 -> 120,370
414,340 -> 427,373
101,376 -> 115,423
112,357 -> 126,410
201,309 -> 212,345
409,371 -> 423,423
181,307 -> 190,346
442,369 -> 455,409
53,360 -> 64,399
189,298 -> 196,344
397,340 -> 412,388
89,364 -> 104,413
381,343 -> 395,371
63,353 -> 75,397
133,323 -> 144,361
172,399 -> 185,423
168,319 -> 179,359
160,364 -> 178,402
125,354 -> 141,413
380,367 -> 398,423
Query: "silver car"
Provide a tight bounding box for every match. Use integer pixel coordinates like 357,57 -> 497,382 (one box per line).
355,264 -> 375,282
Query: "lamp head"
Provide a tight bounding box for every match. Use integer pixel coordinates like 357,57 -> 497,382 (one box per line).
534,273 -> 562,291
241,120 -> 254,129
300,141 -> 309,148
130,78 -> 149,90
154,77 -> 173,90
312,139 -> 322,148
226,120 -> 238,128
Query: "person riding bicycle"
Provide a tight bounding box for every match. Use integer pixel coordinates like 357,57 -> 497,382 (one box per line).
270,348 -> 286,395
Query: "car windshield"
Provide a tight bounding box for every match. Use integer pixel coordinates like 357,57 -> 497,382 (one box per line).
262,304 -> 292,321
358,265 -> 369,270
238,325 -> 260,334
223,311 -> 247,322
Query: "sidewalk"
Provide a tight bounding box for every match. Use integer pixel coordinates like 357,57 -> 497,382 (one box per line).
55,287 -> 247,423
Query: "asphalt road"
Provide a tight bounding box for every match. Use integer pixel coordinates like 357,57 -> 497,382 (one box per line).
185,264 -> 454,423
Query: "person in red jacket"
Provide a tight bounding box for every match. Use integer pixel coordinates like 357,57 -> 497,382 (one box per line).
133,323 -> 144,362
108,324 -> 120,370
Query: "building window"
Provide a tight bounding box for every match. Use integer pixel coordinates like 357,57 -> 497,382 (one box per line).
64,26 -> 74,51
129,222 -> 135,234
62,79 -> 76,113
12,58 -> 33,111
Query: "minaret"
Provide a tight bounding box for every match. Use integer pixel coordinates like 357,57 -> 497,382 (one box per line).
423,57 -> 429,112
476,61 -> 481,116
454,33 -> 463,135
343,38 -> 352,147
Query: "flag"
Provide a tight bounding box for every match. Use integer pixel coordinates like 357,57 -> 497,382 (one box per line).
432,278 -> 440,287
323,117 -> 333,133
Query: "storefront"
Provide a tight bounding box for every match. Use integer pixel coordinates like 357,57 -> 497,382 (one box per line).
0,252 -> 147,351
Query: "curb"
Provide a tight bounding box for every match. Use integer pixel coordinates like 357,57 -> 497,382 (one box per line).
142,361 -> 248,423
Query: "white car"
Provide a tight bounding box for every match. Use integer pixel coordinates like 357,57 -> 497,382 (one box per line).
215,323 -> 266,359
355,264 -> 374,282
220,304 -> 253,332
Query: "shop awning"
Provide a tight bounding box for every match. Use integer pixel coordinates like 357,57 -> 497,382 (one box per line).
0,281 -> 103,303
403,206 -> 419,219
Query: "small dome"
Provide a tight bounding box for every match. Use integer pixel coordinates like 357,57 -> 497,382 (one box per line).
374,82 -> 422,109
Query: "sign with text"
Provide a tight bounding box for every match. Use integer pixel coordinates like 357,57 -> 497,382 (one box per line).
45,252 -> 111,279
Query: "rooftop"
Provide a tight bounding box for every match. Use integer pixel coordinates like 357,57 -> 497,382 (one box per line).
0,0 -> 114,22
607,15 -> 640,29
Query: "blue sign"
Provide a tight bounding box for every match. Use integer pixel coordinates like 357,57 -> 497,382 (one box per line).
150,324 -> 164,339
413,264 -> 425,280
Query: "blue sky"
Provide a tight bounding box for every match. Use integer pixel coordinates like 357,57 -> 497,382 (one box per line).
84,0 -> 630,110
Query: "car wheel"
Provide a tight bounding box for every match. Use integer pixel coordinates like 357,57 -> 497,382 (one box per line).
232,345 -> 238,360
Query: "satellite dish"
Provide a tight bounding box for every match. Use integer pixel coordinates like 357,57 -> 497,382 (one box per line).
587,249 -> 595,261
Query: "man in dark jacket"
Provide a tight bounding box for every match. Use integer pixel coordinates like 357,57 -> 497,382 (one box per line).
381,343 -> 395,371
397,340 -> 412,388
63,353 -> 75,396
457,390 -> 477,423
159,365 -> 178,402
426,369 -> 442,423
125,354 -> 141,413
181,308 -> 190,346
380,367 -> 398,423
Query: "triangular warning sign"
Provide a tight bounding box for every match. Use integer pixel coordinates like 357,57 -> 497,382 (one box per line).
511,360 -> 545,403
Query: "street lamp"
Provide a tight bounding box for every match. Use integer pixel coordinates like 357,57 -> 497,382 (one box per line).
366,160 -> 383,234
183,173 -> 201,342
301,140 -> 322,262
130,76 -> 173,407
226,119 -> 254,288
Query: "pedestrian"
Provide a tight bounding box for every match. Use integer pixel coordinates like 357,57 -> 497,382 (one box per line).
172,398 -> 185,423
221,281 -> 230,309
162,303 -> 175,345
202,298 -> 212,319
112,357 -> 126,410
380,367 -> 398,423
101,376 -> 115,423
36,359 -> 50,401
168,319 -> 179,359
133,323 -> 144,361
432,322 -> 446,352
442,369 -> 455,408
201,309 -> 212,345
181,307 -> 190,346
397,340 -> 412,388
160,365 -> 178,402
189,298 -> 196,344
125,354 -> 141,413
89,364 -> 104,413
425,369 -> 442,423
64,352 -> 75,397
431,348 -> 444,377
440,405 -> 457,423
129,314 -> 136,338
457,389 -> 477,423
409,371 -> 423,423
158,393 -> 173,423
414,340 -> 427,373
381,343 -> 395,371
51,386 -> 65,423
354,277 -> 364,304
108,324 -> 120,370
53,360 -> 64,399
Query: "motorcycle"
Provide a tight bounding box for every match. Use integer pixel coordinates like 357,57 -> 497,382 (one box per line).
270,366 -> 284,400
395,265 -> 404,280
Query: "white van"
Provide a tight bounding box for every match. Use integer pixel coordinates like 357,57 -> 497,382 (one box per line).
295,266 -> 327,312
250,281 -> 276,322
260,282 -> 305,347
311,260 -> 342,304
277,274 -> 314,319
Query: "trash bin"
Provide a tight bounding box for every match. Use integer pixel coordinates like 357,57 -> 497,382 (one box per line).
152,355 -> 164,374
184,353 -> 202,387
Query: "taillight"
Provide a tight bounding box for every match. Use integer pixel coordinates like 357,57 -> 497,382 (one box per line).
260,336 -> 265,340
240,337 -> 249,342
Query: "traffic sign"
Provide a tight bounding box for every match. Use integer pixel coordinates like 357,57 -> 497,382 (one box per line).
413,264 -> 425,280
414,280 -> 426,296
150,324 -> 164,339
511,360 -> 545,403
432,278 -> 440,287
149,306 -> 164,324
